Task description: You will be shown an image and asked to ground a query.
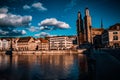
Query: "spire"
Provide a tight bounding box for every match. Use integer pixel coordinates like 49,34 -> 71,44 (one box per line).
85,8 -> 90,16
78,11 -> 81,19
101,19 -> 103,28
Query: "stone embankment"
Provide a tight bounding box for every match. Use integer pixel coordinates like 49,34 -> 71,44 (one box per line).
0,49 -> 86,55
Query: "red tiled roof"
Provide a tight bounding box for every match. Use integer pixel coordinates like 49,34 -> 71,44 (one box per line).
37,38 -> 48,43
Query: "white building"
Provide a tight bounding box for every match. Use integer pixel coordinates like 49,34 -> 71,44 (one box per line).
49,36 -> 76,50
0,38 -> 11,50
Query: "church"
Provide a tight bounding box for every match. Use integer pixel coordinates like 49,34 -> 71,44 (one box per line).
76,8 -> 104,47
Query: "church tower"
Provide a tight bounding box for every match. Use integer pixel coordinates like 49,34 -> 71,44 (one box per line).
76,11 -> 84,46
84,8 -> 92,43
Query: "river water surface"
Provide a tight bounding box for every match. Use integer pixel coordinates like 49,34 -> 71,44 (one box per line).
0,54 -> 88,80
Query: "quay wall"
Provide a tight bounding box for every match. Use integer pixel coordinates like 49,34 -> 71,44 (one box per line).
0,49 -> 86,55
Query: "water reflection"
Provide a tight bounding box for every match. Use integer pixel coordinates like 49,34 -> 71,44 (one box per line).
0,54 -> 89,80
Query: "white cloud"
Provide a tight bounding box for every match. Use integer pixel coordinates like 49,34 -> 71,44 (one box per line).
0,7 -> 31,36
39,18 -> 70,29
35,32 -> 50,37
0,13 -> 32,27
0,13 -> 7,18
0,29 -> 27,36
32,2 -> 47,11
40,26 -> 45,30
12,29 -> 26,35
27,26 -> 40,32
23,2 -> 47,11
0,7 -> 8,13
23,5 -> 31,10
0,29 -> 9,35
22,30 -> 26,34
35,32 -> 57,37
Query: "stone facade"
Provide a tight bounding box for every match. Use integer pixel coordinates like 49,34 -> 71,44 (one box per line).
76,8 -> 104,47
36,38 -> 49,50
76,11 -> 84,46
102,23 -> 120,48
17,37 -> 36,51
84,8 -> 92,43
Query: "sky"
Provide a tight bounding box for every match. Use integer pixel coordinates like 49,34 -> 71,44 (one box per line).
0,0 -> 120,37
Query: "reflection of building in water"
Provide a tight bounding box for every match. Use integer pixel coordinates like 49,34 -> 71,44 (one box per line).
0,55 -> 10,69
63,55 -> 74,70
78,54 -> 88,74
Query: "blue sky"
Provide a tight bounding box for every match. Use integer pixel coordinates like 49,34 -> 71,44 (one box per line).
0,0 -> 120,37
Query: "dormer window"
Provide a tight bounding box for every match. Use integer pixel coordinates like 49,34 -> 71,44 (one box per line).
117,26 -> 120,30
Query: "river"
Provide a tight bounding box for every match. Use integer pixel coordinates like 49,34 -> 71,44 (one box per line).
0,54 -> 89,80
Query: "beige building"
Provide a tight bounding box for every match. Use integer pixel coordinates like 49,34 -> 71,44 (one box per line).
35,38 -> 49,50
12,38 -> 19,50
91,28 -> 104,44
17,37 -> 36,51
102,23 -> 120,48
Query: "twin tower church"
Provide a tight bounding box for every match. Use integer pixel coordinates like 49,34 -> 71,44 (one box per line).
76,8 -> 104,46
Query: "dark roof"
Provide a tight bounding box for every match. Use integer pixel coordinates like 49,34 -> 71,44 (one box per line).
92,28 -> 104,31
102,29 -> 108,34
0,38 -> 11,41
109,23 -> 120,30
17,37 -> 33,42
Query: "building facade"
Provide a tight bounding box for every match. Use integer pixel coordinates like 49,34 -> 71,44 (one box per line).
102,23 -> 120,48
0,38 -> 11,50
17,37 -> 36,51
49,36 -> 75,50
36,38 -> 49,50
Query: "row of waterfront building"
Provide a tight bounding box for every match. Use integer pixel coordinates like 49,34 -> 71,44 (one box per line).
0,36 -> 77,51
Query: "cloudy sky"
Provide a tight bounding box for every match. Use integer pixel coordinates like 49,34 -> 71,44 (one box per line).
0,0 -> 120,37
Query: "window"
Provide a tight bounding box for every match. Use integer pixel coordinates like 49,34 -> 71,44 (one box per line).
113,32 -> 118,34
117,26 -> 120,30
113,36 -> 118,40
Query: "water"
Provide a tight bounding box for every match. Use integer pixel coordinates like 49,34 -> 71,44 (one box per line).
0,54 -> 88,80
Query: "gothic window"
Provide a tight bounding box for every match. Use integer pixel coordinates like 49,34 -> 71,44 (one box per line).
113,36 -> 118,40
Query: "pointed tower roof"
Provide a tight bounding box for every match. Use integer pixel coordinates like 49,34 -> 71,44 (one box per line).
77,11 -> 81,19
85,7 -> 90,16
101,19 -> 104,29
